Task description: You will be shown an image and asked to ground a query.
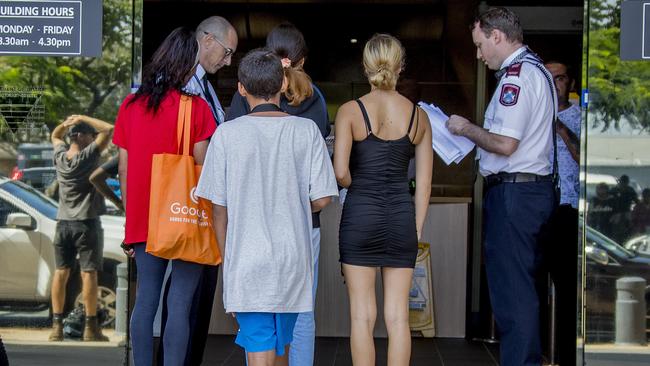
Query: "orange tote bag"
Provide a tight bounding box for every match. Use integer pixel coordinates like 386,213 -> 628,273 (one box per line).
146,95 -> 221,265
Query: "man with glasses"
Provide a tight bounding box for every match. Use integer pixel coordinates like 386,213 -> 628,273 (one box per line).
186,15 -> 238,126
158,15 -> 238,366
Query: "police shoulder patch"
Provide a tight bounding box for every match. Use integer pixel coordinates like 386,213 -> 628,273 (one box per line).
506,62 -> 522,77
499,83 -> 520,106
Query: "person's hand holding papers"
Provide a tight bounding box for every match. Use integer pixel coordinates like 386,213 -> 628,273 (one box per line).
446,115 -> 471,136
418,102 -> 475,165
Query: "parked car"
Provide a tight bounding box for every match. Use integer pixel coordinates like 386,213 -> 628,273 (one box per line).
584,225 -> 650,342
10,143 -> 56,192
625,235 -> 650,257
0,177 -> 125,325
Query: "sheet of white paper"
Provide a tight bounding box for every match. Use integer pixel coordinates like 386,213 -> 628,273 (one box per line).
419,101 -> 475,165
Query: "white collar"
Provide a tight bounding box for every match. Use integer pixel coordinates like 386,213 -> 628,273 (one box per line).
500,46 -> 527,69
194,64 -> 207,80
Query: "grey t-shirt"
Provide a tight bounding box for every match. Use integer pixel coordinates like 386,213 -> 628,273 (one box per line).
54,142 -> 106,220
196,115 -> 338,313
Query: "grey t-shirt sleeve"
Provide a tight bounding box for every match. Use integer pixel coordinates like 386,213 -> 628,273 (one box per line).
53,143 -> 67,166
77,142 -> 100,163
196,129 -> 227,206
308,126 -> 338,201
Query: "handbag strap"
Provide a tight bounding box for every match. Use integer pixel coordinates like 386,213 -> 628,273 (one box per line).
176,95 -> 193,156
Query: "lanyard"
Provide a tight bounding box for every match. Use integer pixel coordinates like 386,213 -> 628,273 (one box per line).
193,75 -> 221,124
249,103 -> 284,114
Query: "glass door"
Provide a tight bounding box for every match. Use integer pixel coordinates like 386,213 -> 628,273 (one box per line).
582,0 -> 650,364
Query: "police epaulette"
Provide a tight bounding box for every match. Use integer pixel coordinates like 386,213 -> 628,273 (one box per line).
506,63 -> 522,77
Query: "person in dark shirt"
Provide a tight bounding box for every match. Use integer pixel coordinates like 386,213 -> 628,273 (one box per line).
631,188 -> 650,236
589,183 -> 617,238
611,175 -> 639,212
0,336 -> 8,366
90,156 -> 123,212
226,23 -> 330,138
610,175 -> 639,242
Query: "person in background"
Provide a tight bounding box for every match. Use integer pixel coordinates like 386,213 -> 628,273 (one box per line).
334,34 -> 433,365
113,27 -> 215,366
0,335 -> 8,366
226,22 -> 330,137
48,114 -> 114,342
158,16 -> 238,366
446,8 -> 556,366
186,16 -> 238,127
90,156 -> 123,212
610,174 -> 639,242
589,183 -> 616,237
542,60 -> 581,366
197,48 -> 338,366
631,188 -> 650,236
226,22 -> 329,366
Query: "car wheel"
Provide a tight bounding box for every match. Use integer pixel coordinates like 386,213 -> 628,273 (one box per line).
71,262 -> 118,327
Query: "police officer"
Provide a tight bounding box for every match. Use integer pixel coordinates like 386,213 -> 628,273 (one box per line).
446,8 -> 556,366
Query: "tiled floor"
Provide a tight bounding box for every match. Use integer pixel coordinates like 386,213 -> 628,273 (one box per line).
201,336 -> 500,366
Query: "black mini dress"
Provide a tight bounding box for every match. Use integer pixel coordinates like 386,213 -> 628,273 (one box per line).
339,99 -> 419,268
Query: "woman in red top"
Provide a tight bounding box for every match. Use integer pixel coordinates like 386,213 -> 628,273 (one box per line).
113,27 -> 215,366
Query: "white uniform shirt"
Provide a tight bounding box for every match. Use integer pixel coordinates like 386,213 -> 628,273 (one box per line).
478,47 -> 556,176
184,64 -> 225,125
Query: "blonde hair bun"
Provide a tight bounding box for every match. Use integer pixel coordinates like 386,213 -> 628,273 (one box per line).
363,34 -> 404,90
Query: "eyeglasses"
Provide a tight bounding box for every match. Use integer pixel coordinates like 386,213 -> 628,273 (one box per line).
203,31 -> 234,58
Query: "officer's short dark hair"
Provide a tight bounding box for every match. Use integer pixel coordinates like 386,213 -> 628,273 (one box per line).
473,7 -> 524,44
238,48 -> 284,100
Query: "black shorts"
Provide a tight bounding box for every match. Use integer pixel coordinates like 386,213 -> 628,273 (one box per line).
53,218 -> 103,271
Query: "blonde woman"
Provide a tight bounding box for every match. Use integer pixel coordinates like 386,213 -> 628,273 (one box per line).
334,34 -> 433,365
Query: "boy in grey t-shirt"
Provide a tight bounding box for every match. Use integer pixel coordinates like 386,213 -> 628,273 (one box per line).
196,49 -> 337,365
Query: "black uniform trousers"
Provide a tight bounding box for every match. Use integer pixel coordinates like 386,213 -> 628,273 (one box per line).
483,180 -> 555,366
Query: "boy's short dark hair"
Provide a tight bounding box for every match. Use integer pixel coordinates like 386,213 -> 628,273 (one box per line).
238,48 -> 284,100
473,7 -> 523,44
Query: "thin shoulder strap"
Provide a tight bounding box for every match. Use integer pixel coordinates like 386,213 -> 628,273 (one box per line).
410,106 -> 420,144
355,99 -> 372,135
407,103 -> 417,135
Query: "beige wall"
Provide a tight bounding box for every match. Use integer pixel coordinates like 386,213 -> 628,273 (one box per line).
208,200 -> 469,338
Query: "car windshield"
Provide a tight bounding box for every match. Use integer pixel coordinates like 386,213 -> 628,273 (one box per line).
586,226 -> 635,259
0,180 -> 58,220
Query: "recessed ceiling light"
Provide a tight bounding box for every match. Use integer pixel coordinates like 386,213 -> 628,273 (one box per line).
350,38 -> 358,44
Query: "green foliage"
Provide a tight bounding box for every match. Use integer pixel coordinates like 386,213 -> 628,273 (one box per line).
588,0 -> 650,131
0,0 -> 132,132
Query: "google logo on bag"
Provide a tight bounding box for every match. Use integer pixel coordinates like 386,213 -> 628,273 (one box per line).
190,187 -> 199,204
168,187 -> 207,219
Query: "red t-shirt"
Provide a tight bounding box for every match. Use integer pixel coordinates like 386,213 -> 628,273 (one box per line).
113,90 -> 216,244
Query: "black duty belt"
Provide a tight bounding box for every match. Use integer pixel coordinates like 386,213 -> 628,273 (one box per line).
485,172 -> 553,187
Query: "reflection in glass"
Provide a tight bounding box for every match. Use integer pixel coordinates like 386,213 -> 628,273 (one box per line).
0,0 -> 133,364
582,0 -> 650,363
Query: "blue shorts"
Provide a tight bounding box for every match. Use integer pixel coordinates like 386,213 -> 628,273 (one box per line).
235,312 -> 299,356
